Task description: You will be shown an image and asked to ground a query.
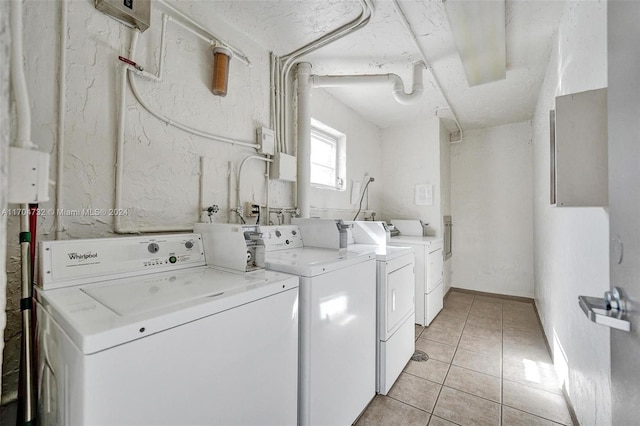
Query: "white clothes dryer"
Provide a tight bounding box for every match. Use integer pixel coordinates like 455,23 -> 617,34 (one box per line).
346,221 -> 415,395
390,220 -> 444,326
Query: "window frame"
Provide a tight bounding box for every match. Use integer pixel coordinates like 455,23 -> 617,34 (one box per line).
310,118 -> 346,191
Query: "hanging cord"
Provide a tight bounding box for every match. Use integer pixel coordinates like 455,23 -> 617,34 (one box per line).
353,177 -> 375,220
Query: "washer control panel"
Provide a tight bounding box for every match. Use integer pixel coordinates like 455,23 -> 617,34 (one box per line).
261,225 -> 304,251
39,234 -> 205,290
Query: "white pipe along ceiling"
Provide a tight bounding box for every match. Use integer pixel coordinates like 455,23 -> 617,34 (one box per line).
310,61 -> 425,106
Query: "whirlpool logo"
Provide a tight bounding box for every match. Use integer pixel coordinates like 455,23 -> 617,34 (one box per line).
67,252 -> 98,262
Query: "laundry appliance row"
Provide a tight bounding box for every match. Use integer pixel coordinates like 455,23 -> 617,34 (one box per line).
36,218 -> 420,425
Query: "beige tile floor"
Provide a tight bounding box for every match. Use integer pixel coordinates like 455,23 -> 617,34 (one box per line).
355,290 -> 574,426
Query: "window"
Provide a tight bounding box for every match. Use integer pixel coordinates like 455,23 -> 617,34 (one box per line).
310,119 -> 346,190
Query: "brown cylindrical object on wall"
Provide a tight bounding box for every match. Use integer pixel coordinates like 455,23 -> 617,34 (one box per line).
212,46 -> 232,97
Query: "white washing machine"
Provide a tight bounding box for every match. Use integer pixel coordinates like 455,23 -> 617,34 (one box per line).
260,223 -> 377,426
346,221 -> 416,395
390,220 -> 444,326
36,234 -> 299,426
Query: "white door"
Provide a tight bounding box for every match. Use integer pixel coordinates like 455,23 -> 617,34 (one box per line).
608,2 -> 640,423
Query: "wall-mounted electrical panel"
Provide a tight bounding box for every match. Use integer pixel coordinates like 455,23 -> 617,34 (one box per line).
96,0 -> 151,32
257,127 -> 275,156
8,147 -> 50,204
269,153 -> 296,182
551,88 -> 607,207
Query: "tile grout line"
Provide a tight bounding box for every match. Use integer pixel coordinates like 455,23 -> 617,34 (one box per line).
449,292 -> 569,426
385,393 -> 432,415
429,296 -> 475,424
501,400 -> 571,426
430,293 -> 474,424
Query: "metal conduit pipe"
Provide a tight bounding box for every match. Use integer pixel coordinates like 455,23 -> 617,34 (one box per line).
276,0 -> 374,153
10,0 -> 33,149
115,30 -> 255,234
392,0 -> 463,137
296,63 -> 313,219
126,30 -> 259,150
235,155 -> 273,223
157,0 -> 251,66
55,0 -> 68,240
310,62 -> 425,106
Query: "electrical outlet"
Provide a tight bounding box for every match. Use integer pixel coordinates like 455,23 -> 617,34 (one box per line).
244,202 -> 261,217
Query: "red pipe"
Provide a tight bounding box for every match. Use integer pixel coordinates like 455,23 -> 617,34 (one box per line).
28,204 -> 37,283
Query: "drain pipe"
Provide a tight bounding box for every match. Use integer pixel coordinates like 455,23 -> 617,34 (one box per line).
392,0 -> 463,137
311,62 -> 425,105
296,63 -> 312,218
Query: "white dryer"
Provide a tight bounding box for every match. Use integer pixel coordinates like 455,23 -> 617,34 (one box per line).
36,234 -> 299,426
346,221 -> 416,395
390,220 -> 444,326
260,223 -> 377,426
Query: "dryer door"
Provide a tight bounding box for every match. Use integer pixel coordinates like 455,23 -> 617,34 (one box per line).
426,247 -> 443,293
384,259 -> 415,339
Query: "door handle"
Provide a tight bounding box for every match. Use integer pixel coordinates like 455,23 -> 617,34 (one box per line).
578,287 -> 631,332
392,290 -> 396,312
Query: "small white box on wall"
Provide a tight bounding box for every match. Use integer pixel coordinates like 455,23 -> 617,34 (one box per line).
270,153 -> 297,182
414,184 -> 433,206
8,147 -> 50,204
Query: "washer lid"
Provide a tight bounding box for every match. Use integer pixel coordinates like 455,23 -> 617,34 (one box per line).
390,235 -> 443,246
264,247 -> 375,277
36,266 -> 298,355
347,244 -> 414,261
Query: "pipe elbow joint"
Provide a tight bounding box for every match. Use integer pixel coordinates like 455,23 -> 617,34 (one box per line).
392,83 -> 424,105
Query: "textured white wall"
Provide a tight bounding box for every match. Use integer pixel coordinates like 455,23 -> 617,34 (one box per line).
450,122 -> 534,297
380,118 -> 443,236
2,0 -> 290,398
1,0 -> 9,400
309,89 -> 382,220
532,1 -> 610,424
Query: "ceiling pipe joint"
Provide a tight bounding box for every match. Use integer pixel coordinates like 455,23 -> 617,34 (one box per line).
310,62 -> 425,106
391,62 -> 424,105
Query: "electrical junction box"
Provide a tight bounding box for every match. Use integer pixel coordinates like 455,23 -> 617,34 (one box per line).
269,152 -> 296,182
8,147 -> 50,204
95,0 -> 151,32
257,127 -> 275,156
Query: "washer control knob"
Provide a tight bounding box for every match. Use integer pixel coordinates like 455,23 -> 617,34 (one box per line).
185,240 -> 194,249
169,256 -> 177,264
148,243 -> 160,254
275,230 -> 282,238
292,230 -> 297,236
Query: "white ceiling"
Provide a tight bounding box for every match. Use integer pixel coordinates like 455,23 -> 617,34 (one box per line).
182,0 -> 565,132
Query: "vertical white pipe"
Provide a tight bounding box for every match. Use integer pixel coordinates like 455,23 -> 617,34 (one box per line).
55,0 -> 68,240
199,156 -> 206,222
296,63 -> 312,218
114,30 -> 138,233
265,157 -> 270,225
10,0 -> 32,149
